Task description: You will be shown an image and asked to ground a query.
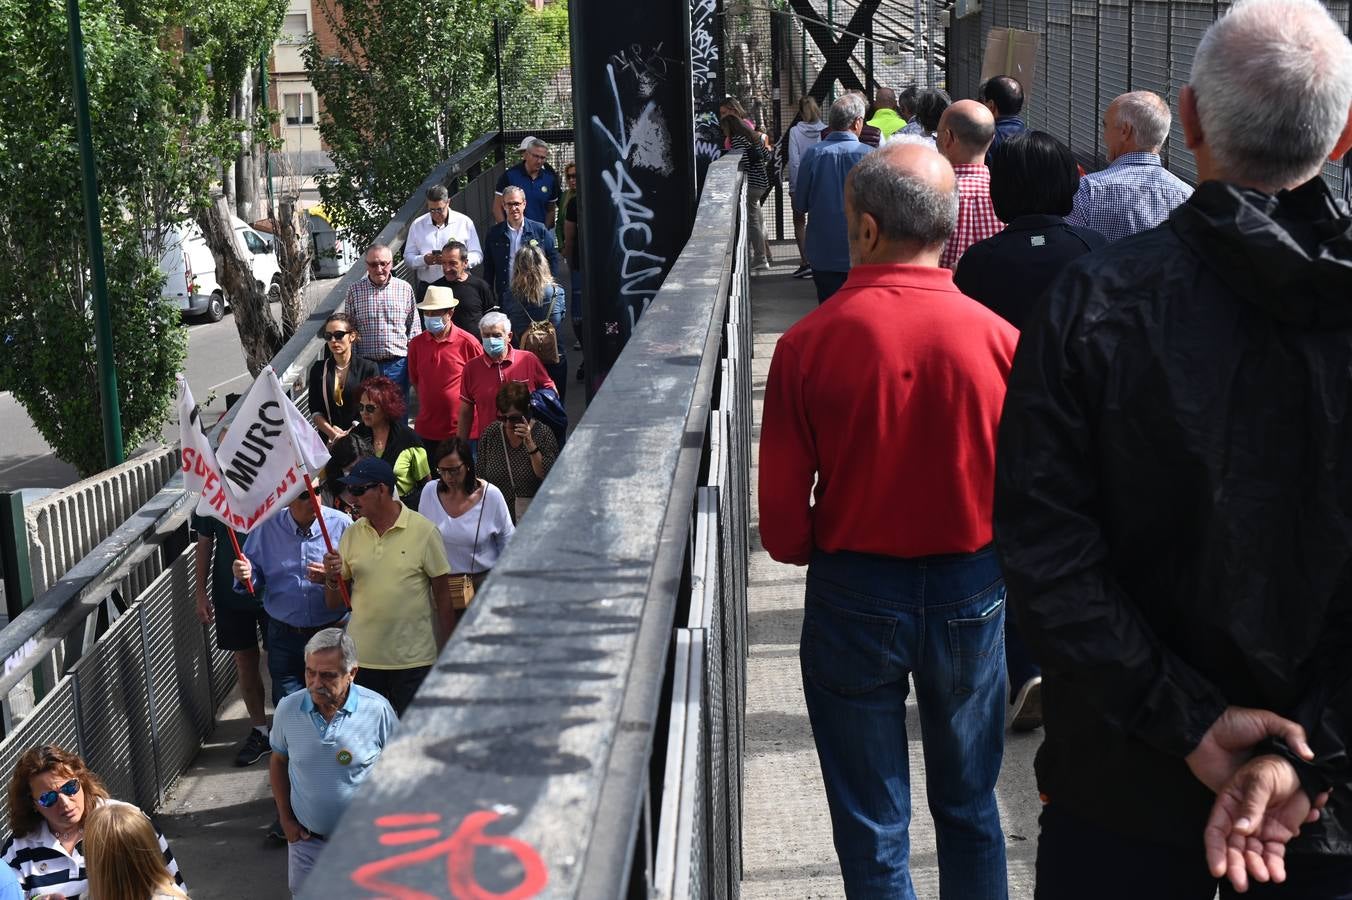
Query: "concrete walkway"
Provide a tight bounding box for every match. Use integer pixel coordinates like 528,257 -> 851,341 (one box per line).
740,247 -> 1041,899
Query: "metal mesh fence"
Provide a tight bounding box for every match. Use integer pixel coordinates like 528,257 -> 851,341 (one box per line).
495,7 -> 577,174
950,0 -> 1352,193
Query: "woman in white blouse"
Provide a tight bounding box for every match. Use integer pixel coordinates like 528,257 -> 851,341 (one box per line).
418,437 -> 514,633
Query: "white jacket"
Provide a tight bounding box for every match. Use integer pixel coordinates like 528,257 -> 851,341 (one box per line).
786,120 -> 823,192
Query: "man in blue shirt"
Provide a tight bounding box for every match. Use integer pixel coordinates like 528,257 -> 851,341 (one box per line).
980,75 -> 1027,162
494,136 -> 561,228
234,496 -> 354,701
1066,91 -> 1194,241
795,94 -> 873,303
270,628 -> 396,896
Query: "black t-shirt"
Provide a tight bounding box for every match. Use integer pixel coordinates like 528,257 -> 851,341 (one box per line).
564,196 -> 581,269
446,275 -> 494,336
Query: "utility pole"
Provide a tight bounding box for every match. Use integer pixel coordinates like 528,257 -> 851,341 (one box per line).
67,0 -> 124,468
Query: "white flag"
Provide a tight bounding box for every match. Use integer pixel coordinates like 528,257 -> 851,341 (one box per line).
208,366 -> 332,532
176,378 -> 244,529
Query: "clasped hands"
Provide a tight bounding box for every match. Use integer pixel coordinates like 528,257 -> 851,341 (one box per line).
1185,706 -> 1328,893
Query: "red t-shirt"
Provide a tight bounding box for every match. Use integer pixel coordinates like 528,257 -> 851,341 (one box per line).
758,264 -> 1018,565
408,326 -> 484,440
459,346 -> 557,439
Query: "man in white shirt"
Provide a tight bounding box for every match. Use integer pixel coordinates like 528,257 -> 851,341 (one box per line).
403,184 -> 483,302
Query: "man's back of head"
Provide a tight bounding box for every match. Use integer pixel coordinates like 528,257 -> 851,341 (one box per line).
845,142 -> 958,267
1185,0 -> 1352,191
937,100 -> 997,165
873,87 -> 898,115
828,93 -> 868,133
1106,91 -> 1172,160
980,76 -> 1024,117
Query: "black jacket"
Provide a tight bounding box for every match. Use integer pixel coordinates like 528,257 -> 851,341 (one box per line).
994,177 -> 1352,854
954,214 -> 1107,329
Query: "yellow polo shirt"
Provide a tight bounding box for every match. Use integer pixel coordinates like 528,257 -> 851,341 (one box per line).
339,505 -> 451,669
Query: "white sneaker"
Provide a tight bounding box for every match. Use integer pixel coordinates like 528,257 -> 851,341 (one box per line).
752,260 -> 771,272
1010,676 -> 1043,732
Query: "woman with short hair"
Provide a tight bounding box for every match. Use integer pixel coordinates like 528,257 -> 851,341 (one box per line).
354,375 -> 430,508
84,803 -> 188,900
477,382 -> 559,524
307,312 -> 379,443
2,745 -> 185,899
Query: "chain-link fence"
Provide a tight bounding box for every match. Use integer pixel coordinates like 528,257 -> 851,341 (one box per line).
495,6 -> 576,178
950,0 -> 1351,194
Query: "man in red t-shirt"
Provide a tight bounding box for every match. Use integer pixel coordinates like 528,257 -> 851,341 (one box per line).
759,142 -> 1017,897
457,310 -> 555,450
408,286 -> 483,454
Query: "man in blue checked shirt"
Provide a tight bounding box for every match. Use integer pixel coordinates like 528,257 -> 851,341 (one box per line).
1066,91 -> 1194,242
234,496 -> 354,702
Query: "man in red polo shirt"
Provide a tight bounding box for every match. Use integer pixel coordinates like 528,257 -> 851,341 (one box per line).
759,142 -> 1018,898
408,286 -> 483,454
457,310 -> 555,451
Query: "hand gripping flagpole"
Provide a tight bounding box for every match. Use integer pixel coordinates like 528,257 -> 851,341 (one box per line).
304,473 -> 351,609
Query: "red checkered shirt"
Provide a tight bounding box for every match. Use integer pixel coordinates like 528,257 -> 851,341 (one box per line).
343,276 -> 421,361
940,164 -> 1004,270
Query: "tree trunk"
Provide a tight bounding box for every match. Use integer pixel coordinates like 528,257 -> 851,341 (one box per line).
275,197 -> 311,341
234,70 -> 258,220
196,194 -> 282,375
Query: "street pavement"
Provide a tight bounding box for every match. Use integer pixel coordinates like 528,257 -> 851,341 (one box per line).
0,278 -> 343,494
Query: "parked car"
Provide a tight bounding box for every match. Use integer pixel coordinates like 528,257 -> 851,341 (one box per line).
158,217 -> 283,322
308,206 -> 360,277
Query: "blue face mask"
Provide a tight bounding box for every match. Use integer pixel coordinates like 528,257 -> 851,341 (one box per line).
483,336 -> 507,357
424,315 -> 447,335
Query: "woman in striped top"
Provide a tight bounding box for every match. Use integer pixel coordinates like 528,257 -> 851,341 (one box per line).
721,115 -> 774,270
1,746 -> 184,899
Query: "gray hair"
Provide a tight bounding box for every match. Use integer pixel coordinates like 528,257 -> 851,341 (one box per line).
848,147 -> 959,247
364,242 -> 392,259
305,628 -> 358,672
501,185 -> 526,201
1114,91 -> 1171,152
1190,0 -> 1352,188
828,94 -> 868,131
525,137 -> 548,152
426,184 -> 449,202
479,310 -> 511,333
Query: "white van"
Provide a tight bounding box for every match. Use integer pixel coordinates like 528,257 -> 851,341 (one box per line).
159,217 -> 283,322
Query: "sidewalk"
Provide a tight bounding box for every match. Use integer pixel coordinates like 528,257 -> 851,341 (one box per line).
740,248 -> 1041,898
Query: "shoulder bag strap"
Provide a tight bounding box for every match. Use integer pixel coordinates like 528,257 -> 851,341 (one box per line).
323,358 -> 335,425
469,480 -> 486,575
500,426 -> 518,500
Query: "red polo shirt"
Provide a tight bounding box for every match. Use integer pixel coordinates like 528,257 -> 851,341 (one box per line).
759,264 -> 1018,565
408,325 -> 483,440
459,346 -> 556,439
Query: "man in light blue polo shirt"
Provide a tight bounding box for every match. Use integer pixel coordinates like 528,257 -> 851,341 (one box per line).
235,496 -> 354,701
270,628 -> 397,896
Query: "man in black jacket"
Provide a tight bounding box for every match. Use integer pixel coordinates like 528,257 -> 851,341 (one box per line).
994,0 -> 1352,896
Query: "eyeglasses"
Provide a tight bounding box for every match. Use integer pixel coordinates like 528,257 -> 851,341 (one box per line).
359,403 -> 380,413
437,465 -> 464,476
365,260 -> 392,268
499,414 -> 527,425
344,484 -> 378,496
324,330 -> 351,341
36,779 -> 80,808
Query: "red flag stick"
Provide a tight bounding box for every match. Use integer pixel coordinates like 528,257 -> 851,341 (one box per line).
305,473 -> 351,609
225,528 -> 256,596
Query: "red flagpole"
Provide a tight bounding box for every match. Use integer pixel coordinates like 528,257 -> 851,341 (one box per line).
305,473 -> 351,609
225,528 -> 256,596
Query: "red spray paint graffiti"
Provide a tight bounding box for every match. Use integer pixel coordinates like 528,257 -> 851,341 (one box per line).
351,810 -> 547,900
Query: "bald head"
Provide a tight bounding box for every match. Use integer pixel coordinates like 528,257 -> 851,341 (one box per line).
846,143 -> 959,266
938,100 -> 997,165
874,87 -> 898,113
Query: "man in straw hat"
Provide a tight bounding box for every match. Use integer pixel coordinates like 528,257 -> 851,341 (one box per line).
407,285 -> 483,454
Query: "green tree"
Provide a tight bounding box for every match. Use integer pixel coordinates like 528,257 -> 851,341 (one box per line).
0,0 -> 279,477
306,0 -> 515,246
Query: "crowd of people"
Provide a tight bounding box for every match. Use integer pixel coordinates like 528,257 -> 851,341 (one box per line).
760,0 -> 1352,896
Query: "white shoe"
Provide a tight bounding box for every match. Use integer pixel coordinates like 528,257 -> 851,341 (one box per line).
752,260 -> 771,272
1010,676 -> 1043,732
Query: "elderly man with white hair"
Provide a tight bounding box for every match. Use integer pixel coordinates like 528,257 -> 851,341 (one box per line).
1065,90 -> 1194,240
794,93 -> 873,303
995,0 -> 1352,895
269,628 -> 397,896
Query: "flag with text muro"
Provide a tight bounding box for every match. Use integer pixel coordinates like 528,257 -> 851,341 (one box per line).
178,367 -> 331,532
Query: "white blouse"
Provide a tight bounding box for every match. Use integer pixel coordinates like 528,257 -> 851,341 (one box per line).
417,480 -> 514,573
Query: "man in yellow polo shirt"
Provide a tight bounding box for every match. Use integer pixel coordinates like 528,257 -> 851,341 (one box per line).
322,457 -> 454,715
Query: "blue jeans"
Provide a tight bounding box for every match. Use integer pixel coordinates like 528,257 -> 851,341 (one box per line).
379,356 -> 409,399
801,547 -> 1008,899
265,619 -> 308,703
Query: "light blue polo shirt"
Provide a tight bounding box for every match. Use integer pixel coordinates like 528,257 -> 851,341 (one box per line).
271,683 -> 397,835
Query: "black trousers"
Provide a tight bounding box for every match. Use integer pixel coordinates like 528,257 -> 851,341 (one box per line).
355,665 -> 431,717
1036,803 -> 1352,900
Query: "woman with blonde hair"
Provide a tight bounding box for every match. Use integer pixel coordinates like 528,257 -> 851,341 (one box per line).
84,803 -> 187,900
505,243 -> 568,395
786,94 -> 823,278
1,745 -> 184,898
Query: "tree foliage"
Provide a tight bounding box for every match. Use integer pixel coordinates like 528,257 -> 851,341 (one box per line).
306,0 -> 516,246
0,0 -> 281,477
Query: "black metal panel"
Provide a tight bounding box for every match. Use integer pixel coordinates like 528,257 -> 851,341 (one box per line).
72,608 -> 155,809
1168,1 -> 1213,184
571,0 -> 698,392
691,0 -> 724,191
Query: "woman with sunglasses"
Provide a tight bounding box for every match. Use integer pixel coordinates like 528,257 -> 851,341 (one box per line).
307,312 -> 379,443
354,375 -> 430,509
1,745 -> 184,899
477,382 -> 558,524
417,437 -> 514,628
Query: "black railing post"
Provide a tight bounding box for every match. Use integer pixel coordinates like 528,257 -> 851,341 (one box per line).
0,493 -> 34,622
494,17 -> 507,161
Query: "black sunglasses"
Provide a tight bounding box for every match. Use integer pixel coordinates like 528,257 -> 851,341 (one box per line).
36,778 -> 80,808
344,483 -> 380,496
324,330 -> 352,341
499,413 -> 527,425
358,403 -> 380,413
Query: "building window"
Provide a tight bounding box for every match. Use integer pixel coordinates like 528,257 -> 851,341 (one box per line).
282,12 -> 309,42
283,92 -> 315,125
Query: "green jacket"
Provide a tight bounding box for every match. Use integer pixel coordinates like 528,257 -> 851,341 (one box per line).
867,108 -> 907,139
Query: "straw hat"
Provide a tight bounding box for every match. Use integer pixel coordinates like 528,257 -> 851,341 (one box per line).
416,285 -> 459,312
